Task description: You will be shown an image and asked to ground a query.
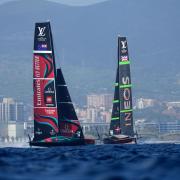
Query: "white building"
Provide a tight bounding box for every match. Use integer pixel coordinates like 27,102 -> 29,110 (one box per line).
136,98 -> 156,109
0,98 -> 24,122
166,102 -> 180,108
87,94 -> 113,109
87,108 -> 98,123
0,121 -> 24,139
16,103 -> 24,122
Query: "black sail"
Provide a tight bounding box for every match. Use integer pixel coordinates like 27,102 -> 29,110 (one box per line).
110,36 -> 134,137
56,68 -> 83,138
110,64 -> 120,135
56,68 -> 78,120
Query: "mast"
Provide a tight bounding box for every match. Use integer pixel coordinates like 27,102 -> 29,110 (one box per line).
33,22 -> 59,141
56,68 -> 84,138
110,36 -> 134,136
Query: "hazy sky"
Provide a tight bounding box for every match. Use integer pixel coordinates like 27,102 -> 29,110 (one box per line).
50,0 -> 108,6
0,0 -> 108,6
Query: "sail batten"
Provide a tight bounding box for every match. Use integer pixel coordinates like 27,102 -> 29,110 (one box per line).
58,102 -> 73,104
119,61 -> 130,65
57,85 -> 67,87
33,50 -> 52,53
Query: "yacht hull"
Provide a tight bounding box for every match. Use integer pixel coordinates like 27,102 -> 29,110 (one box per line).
29,140 -> 85,147
103,135 -> 136,144
29,137 -> 95,147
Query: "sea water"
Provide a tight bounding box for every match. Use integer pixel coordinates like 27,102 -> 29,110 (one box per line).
0,144 -> 179,180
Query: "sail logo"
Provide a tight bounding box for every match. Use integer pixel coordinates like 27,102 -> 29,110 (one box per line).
35,79 -> 42,106
121,56 -> 128,61
50,130 -> 55,135
122,76 -> 130,85
115,126 -> 121,133
122,76 -> 132,125
45,109 -> 56,115
38,44 -> 47,50
122,76 -> 131,110
61,123 -> 73,134
45,88 -> 54,94
35,128 -> 42,135
38,27 -> 46,37
34,56 -> 40,78
46,96 -> 53,104
121,40 -> 127,54
121,40 -> 127,49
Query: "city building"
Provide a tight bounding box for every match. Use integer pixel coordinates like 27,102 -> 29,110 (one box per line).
99,110 -> 111,123
87,94 -> 113,109
166,102 -> 180,108
76,106 -> 111,123
75,94 -> 113,123
0,98 -> 24,122
87,108 -> 98,123
16,103 -> 24,122
0,121 -> 25,140
76,107 -> 87,122
136,98 -> 156,109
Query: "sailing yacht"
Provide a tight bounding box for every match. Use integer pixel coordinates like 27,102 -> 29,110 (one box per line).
29,22 -> 94,147
103,36 -> 136,144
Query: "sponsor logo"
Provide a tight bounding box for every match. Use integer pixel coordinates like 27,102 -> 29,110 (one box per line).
36,79 -> 42,106
38,27 -> 46,37
46,96 -> 53,104
34,55 -> 40,78
35,128 -> 42,135
121,40 -> 127,54
61,123 -> 74,134
41,44 -> 47,48
121,40 -> 127,49
50,129 -> 56,135
115,126 -> 121,133
45,109 -> 56,115
123,89 -> 131,101
122,76 -> 130,85
37,44 -> 48,50
122,76 -> 132,125
121,55 -> 128,61
37,27 -> 47,42
122,76 -> 131,109
37,37 -> 47,42
44,87 -> 55,94
125,112 -> 131,121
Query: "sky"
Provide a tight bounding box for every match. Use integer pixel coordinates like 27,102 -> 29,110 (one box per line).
0,0 -> 108,6
50,0 -> 108,6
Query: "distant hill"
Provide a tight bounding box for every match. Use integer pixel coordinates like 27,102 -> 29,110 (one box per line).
0,0 -> 180,104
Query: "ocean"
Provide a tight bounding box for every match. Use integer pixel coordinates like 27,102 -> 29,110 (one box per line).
0,144 -> 180,180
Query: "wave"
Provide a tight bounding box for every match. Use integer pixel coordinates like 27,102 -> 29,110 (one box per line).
0,144 -> 179,180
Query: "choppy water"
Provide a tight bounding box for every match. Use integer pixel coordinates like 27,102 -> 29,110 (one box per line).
0,144 -> 180,180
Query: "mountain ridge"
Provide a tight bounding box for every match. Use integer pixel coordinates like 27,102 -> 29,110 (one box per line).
0,0 -> 109,7
0,0 -> 180,104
